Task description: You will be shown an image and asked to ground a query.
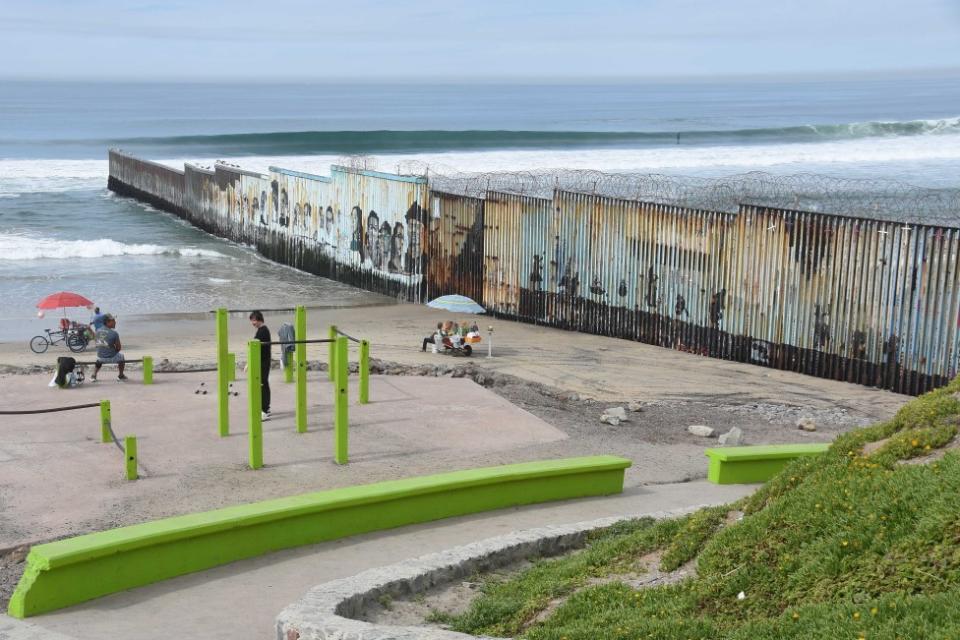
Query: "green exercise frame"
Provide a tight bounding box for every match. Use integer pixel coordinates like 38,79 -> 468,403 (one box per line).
9,455 -> 631,618
705,443 -> 830,484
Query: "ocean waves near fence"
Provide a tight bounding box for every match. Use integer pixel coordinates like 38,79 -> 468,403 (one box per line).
108,149 -> 960,395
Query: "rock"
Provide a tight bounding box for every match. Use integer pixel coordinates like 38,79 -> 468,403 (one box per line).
687,425 -> 715,437
604,407 -> 628,421
627,401 -> 644,412
718,427 -> 743,446
796,417 -> 817,432
600,415 -> 621,426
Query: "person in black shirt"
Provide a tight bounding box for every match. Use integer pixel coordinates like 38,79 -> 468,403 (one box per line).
249,310 -> 272,420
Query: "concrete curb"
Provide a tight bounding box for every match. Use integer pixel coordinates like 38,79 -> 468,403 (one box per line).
277,505 -> 709,640
9,456 -> 630,618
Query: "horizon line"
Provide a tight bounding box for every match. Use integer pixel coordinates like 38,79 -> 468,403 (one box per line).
2,66 -> 959,85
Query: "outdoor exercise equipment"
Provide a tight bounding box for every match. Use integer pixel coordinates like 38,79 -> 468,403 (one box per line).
227,305 -> 370,469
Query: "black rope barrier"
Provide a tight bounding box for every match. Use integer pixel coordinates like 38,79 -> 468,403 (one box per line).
74,359 -> 144,365
154,367 -> 218,373
0,402 -> 101,415
261,339 -> 334,346
334,329 -> 362,344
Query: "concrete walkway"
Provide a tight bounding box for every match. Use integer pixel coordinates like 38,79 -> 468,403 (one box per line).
4,481 -> 752,640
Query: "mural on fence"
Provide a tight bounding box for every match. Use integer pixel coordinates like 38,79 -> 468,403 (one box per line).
426,191 -> 485,302
108,149 -> 960,395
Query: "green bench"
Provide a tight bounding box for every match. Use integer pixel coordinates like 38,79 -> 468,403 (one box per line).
8,455 -> 631,618
705,443 -> 830,484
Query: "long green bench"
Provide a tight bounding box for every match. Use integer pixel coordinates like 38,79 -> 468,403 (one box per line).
705,443 -> 829,484
8,455 -> 631,618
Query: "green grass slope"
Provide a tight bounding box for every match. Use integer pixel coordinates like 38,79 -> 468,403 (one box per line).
441,378 -> 960,639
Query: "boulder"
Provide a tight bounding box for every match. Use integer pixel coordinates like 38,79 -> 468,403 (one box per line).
604,407 -> 628,421
627,401 -> 644,412
796,417 -> 817,432
600,415 -> 621,426
687,425 -> 715,438
718,426 -> 743,446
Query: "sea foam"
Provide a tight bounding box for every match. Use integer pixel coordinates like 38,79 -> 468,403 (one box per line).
0,233 -> 226,261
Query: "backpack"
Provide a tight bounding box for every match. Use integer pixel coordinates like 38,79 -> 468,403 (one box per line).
54,357 -> 76,388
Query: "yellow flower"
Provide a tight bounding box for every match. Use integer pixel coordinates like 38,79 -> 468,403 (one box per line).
853,611 -> 861,620
842,540 -> 849,547
792,612 -> 800,621
871,607 -> 878,616
911,439 -> 919,447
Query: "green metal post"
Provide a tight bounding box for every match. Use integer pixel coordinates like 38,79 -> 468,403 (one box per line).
125,436 -> 138,481
247,340 -> 263,470
216,307 -> 229,437
334,336 -> 349,464
327,325 -> 338,381
142,356 -> 153,385
284,364 -> 294,383
359,340 -> 370,405
227,353 -> 237,383
295,306 -> 307,433
99,399 -> 111,444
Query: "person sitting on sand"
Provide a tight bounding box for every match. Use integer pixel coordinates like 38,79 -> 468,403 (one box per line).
422,322 -> 444,352
92,315 -> 126,382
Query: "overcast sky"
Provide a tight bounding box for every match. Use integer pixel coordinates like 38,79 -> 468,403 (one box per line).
3,0 -> 959,81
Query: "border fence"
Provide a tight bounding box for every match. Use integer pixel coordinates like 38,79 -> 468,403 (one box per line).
108,149 -> 960,395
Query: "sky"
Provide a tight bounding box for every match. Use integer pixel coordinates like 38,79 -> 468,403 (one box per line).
2,0 -> 959,81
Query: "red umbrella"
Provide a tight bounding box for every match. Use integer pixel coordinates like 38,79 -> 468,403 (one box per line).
36,292 -> 94,310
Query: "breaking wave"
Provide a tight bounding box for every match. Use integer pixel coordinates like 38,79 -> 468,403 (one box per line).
99,117 -> 960,155
0,233 -> 227,260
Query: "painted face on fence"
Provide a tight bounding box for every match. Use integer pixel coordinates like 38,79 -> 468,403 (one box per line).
366,212 -> 380,266
408,219 -> 422,256
326,207 -> 335,243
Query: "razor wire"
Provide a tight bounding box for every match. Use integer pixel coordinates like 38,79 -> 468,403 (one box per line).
396,164 -> 960,227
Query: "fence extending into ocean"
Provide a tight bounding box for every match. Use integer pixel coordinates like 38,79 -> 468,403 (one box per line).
108,149 -> 960,396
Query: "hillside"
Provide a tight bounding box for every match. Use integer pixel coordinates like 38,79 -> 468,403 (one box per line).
438,378 -> 960,639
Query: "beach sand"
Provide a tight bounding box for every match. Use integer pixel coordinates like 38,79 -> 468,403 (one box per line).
0,302 -> 910,414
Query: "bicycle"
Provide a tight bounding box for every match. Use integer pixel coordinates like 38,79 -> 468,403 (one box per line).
30,323 -> 90,354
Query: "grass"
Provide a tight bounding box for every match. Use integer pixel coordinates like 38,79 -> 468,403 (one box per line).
440,377 -> 960,639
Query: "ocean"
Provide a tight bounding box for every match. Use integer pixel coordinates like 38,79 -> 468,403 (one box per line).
2,73 -> 959,340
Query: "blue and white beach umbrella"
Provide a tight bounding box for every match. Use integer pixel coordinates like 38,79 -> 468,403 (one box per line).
426,294 -> 486,314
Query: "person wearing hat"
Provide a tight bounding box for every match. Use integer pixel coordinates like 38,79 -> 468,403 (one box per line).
92,314 -> 126,381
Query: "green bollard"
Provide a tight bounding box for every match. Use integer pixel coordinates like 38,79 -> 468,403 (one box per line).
359,340 -> 370,405
142,356 -> 153,385
247,340 -> 263,470
100,399 -> 111,444
327,325 -> 338,381
295,306 -> 307,433
227,353 -> 237,383
216,307 -> 229,437
334,336 -> 349,464
125,436 -> 138,481
284,364 -> 294,383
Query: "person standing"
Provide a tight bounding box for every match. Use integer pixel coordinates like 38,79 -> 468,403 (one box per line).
90,306 -> 108,331
249,310 -> 271,420
92,315 -> 126,382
